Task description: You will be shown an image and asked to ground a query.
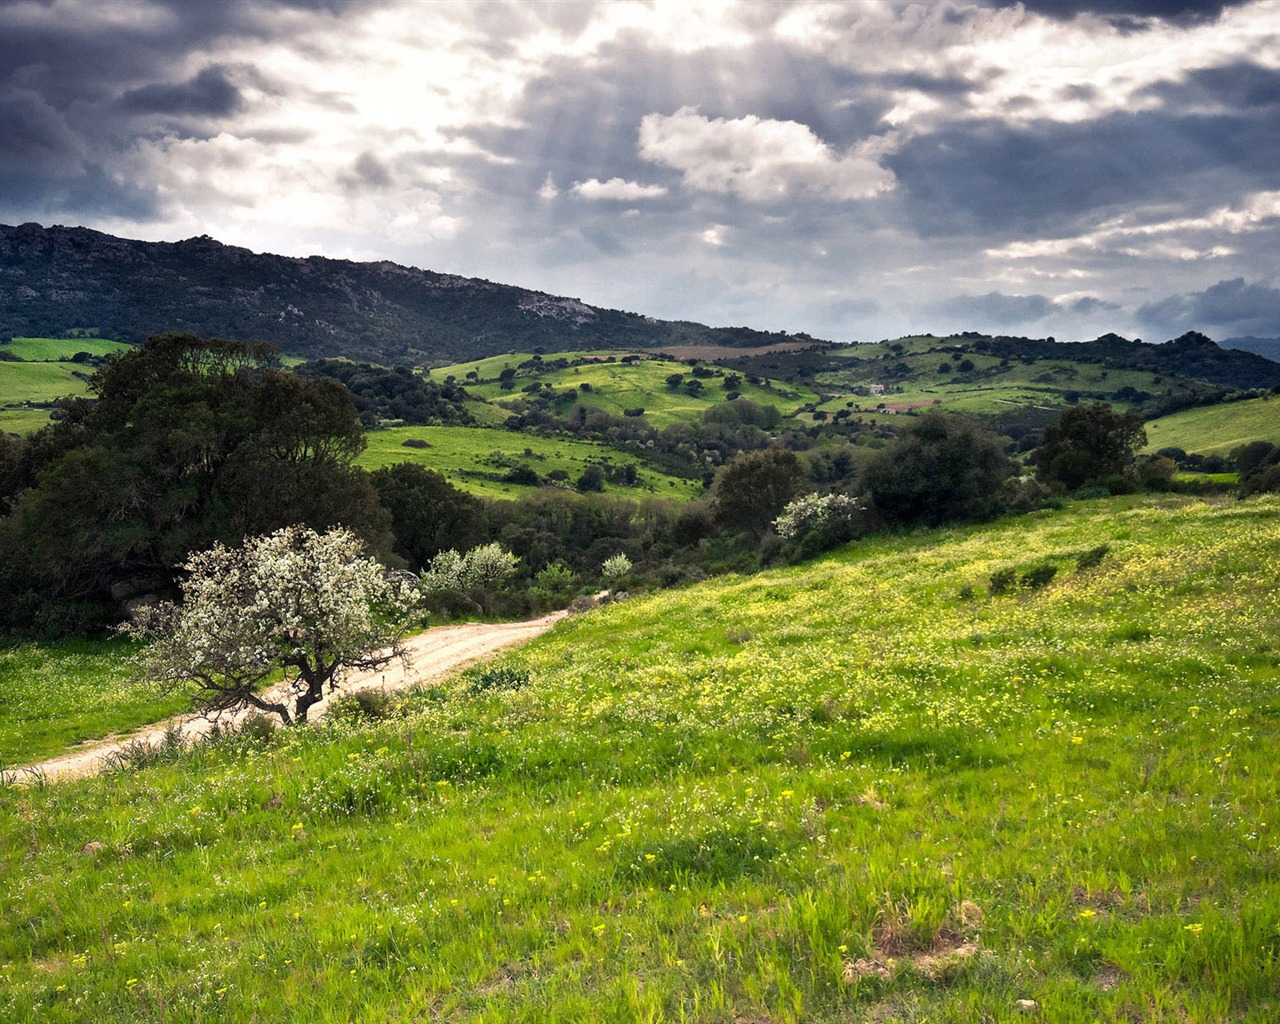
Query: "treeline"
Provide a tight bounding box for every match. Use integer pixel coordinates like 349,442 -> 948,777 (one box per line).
1,334 -> 1264,638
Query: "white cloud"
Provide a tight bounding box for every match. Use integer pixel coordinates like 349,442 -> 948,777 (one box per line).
986,190 -> 1280,262
638,106 -> 895,202
538,174 -> 560,200
570,177 -> 668,201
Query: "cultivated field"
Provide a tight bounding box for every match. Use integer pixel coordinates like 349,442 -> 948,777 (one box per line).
2,494 -> 1278,1021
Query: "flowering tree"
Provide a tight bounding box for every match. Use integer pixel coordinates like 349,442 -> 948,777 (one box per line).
601,552 -> 632,587
419,542 -> 518,614
773,493 -> 862,541
129,526 -> 419,726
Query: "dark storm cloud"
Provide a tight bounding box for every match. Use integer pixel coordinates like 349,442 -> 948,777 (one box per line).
1143,61 -> 1280,111
928,291 -> 1056,324
887,105 -> 1280,238
1065,296 -> 1120,315
1139,278 -> 1280,336
993,0 -> 1249,26
118,65 -> 244,117
0,86 -> 82,172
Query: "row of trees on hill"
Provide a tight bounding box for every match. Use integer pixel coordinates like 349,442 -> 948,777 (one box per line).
0,331 -> 1233,637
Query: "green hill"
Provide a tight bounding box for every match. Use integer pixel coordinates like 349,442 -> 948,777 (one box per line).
357,424 -> 700,500
1143,395 -> 1280,456
435,351 -> 818,430
4,494 -> 1279,1021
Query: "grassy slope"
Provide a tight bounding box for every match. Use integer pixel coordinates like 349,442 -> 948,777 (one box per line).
809,338 -> 1166,419
0,361 -> 91,406
1143,395 -> 1280,456
3,495 -> 1279,1021
5,337 -> 133,361
0,640 -> 188,768
436,351 -> 818,430
356,425 -> 700,500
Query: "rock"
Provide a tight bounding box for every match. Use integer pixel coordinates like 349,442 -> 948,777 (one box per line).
1016,999 -> 1039,1013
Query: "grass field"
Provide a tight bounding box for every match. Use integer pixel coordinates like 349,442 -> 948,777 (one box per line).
3,494 -> 1279,1020
0,640 -> 188,769
0,361 -> 92,407
356,425 -> 701,500
1143,395 -> 1280,456
4,337 -> 132,361
436,351 -> 818,429
0,407 -> 54,435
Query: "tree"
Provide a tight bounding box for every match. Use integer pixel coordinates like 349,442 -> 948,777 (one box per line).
1035,403 -> 1147,490
419,542 -> 518,614
129,526 -> 419,726
862,412 -> 1013,526
714,447 -> 804,541
0,334 -> 390,628
370,462 -> 487,570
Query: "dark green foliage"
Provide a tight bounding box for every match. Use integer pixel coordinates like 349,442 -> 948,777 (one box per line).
1236,441 -> 1280,495
713,447 -> 804,541
1020,563 -> 1058,590
576,464 -> 605,492
862,412 -> 1013,527
1075,544 -> 1110,572
328,690 -> 397,724
295,360 -> 470,426
0,334 -> 390,631
1035,403 -> 1147,490
369,462 -> 486,570
467,666 -> 531,695
988,568 -> 1016,595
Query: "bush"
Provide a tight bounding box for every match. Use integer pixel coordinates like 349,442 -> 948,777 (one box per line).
328,689 -> 396,724
467,666 -> 531,695
1020,564 -> 1058,590
988,568 -> 1016,595
1075,544 -> 1109,572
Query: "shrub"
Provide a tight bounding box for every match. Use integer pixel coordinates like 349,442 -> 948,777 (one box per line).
467,666 -> 531,695
602,552 -> 633,585
329,689 -> 396,724
988,568 -> 1016,595
1020,564 -> 1058,590
1075,544 -> 1110,572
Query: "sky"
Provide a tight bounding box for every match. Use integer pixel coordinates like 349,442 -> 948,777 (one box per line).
2,0 -> 1279,344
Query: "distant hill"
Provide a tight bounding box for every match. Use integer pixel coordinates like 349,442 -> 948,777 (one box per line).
1222,336 -> 1280,363
0,223 -> 824,365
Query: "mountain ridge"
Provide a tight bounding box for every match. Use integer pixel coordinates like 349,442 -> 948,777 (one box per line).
0,223 -> 824,365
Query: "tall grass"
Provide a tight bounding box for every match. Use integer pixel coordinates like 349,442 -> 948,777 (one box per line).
2,494 -> 1279,1021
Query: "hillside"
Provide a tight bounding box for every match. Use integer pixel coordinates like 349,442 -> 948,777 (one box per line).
3,494 -> 1279,1021
0,224 -> 824,366
1143,394 -> 1280,456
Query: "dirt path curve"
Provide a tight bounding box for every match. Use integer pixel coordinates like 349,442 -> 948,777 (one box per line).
11,611 -> 567,784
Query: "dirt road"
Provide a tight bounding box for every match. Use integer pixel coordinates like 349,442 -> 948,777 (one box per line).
10,611 -> 567,784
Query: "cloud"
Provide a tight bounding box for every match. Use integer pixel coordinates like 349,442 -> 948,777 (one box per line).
1138,277 -> 1280,336
638,106 -> 896,202
928,291 -> 1056,325
570,177 -> 668,201
117,65 -> 244,117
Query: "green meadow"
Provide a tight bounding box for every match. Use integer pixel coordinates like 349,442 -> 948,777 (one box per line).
4,337 -> 133,361
3,494 -> 1279,1021
0,641 -> 187,769
436,351 -> 818,429
356,424 -> 701,500
0,361 -> 93,407
1143,395 -> 1280,456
